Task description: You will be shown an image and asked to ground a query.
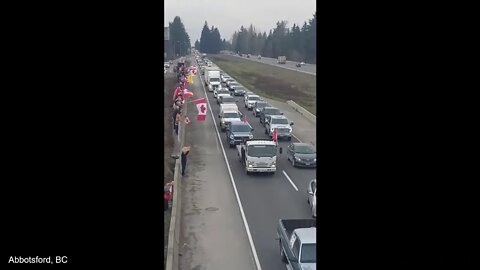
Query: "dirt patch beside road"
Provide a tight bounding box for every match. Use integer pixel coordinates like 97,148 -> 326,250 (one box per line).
211,55 -> 316,115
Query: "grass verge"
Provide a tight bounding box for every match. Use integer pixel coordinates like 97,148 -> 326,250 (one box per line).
210,55 -> 316,115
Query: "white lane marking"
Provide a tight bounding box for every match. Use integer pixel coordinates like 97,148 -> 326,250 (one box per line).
282,170 -> 299,192
197,65 -> 263,270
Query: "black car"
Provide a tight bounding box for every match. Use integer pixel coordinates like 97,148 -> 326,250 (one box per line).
232,86 -> 247,96
259,107 -> 283,126
286,143 -> 316,168
253,101 -> 269,117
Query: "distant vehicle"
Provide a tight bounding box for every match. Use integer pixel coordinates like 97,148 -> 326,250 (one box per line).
277,56 -> 287,64
205,70 -> 221,92
259,107 -> 283,126
252,101 -> 269,117
225,79 -> 236,88
164,62 -> 170,68
239,53 -> 243,57
244,94 -> 262,110
218,95 -> 236,105
258,55 -> 262,59
221,75 -> 231,84
207,62 -> 212,67
226,121 -> 254,148
219,108 -> 242,131
265,115 -> 294,140
217,93 -> 232,104
307,179 -> 317,218
296,63 -> 302,67
247,54 -> 250,58
214,89 -> 230,99
228,82 -> 241,91
277,219 -> 316,269
237,139 -> 277,174
232,86 -> 247,96
169,60 -> 173,65
287,143 -> 316,168
300,62 -> 305,65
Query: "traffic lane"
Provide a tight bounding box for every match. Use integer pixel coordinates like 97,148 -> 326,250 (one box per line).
205,90 -> 316,269
228,54 -> 316,75
179,64 -> 257,270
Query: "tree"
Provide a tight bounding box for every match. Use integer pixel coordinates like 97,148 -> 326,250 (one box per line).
194,40 -> 200,50
199,21 -> 210,53
169,16 -> 191,57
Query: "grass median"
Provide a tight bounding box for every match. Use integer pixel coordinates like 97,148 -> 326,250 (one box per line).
210,55 -> 316,115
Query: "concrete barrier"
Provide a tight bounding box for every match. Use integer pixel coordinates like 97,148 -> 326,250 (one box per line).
165,94 -> 188,270
286,100 -> 316,124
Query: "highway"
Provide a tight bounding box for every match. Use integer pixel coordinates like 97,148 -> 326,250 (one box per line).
185,58 -> 316,270
225,54 -> 316,76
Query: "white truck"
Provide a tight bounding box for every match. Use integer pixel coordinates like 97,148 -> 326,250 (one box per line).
219,107 -> 242,132
277,219 -> 316,270
237,139 -> 277,174
277,56 -> 287,64
205,69 -> 221,92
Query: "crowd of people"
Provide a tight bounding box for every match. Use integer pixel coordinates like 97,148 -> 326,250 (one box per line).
165,60 -> 192,211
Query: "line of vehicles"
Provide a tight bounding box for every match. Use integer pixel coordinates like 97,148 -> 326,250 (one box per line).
193,52 -> 316,269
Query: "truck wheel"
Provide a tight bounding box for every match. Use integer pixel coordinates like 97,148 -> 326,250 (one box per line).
280,242 -> 287,262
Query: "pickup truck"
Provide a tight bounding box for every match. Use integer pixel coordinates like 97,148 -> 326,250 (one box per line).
277,219 -> 316,270
237,139 -> 277,174
265,115 -> 294,141
226,121 -> 253,147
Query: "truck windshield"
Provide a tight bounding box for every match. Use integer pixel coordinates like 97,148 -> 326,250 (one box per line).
249,96 -> 260,101
247,145 -> 276,157
301,243 -> 316,263
210,78 -> 220,82
271,118 -> 289,125
231,125 -> 251,132
224,112 -> 239,118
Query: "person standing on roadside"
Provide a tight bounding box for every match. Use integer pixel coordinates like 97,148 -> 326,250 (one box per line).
181,146 -> 191,176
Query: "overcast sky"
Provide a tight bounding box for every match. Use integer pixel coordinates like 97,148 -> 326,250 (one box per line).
165,0 -> 316,43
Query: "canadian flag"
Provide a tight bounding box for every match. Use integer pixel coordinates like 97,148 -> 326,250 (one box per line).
183,89 -> 194,98
194,98 -> 207,121
272,128 -> 278,143
173,86 -> 182,101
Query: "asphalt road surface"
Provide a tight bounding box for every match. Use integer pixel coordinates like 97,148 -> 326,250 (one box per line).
225,54 -> 316,76
193,61 -> 316,270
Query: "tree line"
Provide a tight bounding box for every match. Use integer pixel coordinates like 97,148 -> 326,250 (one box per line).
168,16 -> 191,57
195,12 -> 316,63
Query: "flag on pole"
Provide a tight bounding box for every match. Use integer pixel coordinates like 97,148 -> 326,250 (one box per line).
183,89 -> 194,98
184,116 -> 191,125
272,128 -> 278,143
173,86 -> 182,101
243,114 -> 248,123
194,98 -> 207,121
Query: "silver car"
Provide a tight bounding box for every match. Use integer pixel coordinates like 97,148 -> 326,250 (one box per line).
307,179 -> 316,218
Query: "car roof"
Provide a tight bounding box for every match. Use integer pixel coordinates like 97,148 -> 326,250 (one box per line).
294,228 -> 316,244
247,140 -> 276,146
269,115 -> 287,119
293,143 -> 314,147
263,107 -> 278,110
248,95 -> 260,98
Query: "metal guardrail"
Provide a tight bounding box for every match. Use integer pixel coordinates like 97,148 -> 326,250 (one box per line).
286,100 -> 316,124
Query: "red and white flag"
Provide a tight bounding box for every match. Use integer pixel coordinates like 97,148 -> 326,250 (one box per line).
184,116 -> 191,125
173,87 -> 182,101
243,114 -> 248,123
183,89 -> 194,98
272,128 -> 278,143
194,98 -> 207,121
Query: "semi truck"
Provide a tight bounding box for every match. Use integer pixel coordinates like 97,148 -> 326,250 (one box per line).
237,139 -> 277,174
277,56 -> 287,64
277,219 -> 317,270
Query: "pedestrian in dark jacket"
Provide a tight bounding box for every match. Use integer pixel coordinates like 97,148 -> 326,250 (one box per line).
181,146 -> 191,176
